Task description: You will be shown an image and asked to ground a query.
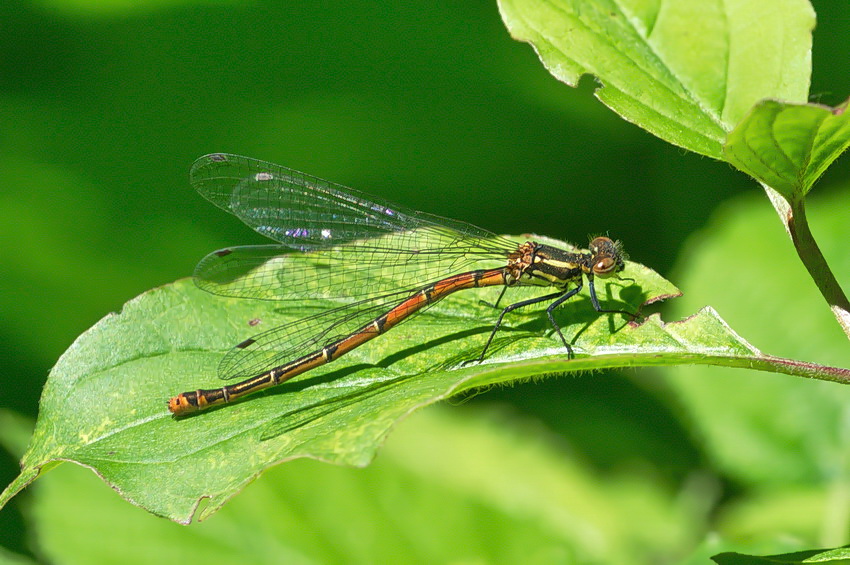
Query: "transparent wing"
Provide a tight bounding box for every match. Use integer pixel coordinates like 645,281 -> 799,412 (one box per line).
192,153 -> 519,300
191,153 -> 506,248
218,288 -> 428,381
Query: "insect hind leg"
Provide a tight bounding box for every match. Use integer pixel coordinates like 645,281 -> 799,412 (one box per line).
463,289 -> 568,365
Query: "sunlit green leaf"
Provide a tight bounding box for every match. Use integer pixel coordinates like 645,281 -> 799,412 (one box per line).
15,408 -> 696,564
0,244 -> 668,521
498,0 -> 814,158
712,545 -> 850,565
2,236 -> 847,523
724,99 -> 850,201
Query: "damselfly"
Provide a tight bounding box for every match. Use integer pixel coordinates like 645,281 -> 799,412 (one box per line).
168,153 -> 637,415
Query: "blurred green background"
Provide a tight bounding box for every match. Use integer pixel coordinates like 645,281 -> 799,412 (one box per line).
2,0 -> 849,562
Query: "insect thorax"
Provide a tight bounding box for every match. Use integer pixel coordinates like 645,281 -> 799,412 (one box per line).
507,242 -> 586,288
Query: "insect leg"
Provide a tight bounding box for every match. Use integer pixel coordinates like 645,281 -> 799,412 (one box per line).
476,284 -> 509,310
469,290 -> 566,364
544,283 -> 584,358
587,276 -> 639,318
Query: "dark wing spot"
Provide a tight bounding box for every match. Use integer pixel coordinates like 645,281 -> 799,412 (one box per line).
236,337 -> 257,349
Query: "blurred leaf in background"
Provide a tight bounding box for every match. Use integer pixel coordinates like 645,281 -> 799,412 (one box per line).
662,188 -> 850,549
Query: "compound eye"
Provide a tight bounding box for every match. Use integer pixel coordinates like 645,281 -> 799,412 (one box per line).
594,257 -> 616,274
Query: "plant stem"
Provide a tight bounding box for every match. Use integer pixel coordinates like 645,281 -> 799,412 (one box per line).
763,184 -> 850,341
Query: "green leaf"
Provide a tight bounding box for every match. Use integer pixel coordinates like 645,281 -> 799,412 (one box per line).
2,236 -> 847,523
498,0 -> 814,158
713,546 -> 850,565
724,99 -> 850,201
18,407 -> 697,564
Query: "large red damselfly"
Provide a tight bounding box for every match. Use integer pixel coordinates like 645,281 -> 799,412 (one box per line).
168,153 -> 637,415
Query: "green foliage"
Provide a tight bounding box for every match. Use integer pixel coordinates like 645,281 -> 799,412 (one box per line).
2,231 -> 845,527
713,546 -> 850,565
498,0 -> 814,158
2,408 -> 698,564
499,0 -> 850,349
725,99 -> 850,202
3,0 -> 850,562
4,247 -> 688,522
663,190 -> 850,547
